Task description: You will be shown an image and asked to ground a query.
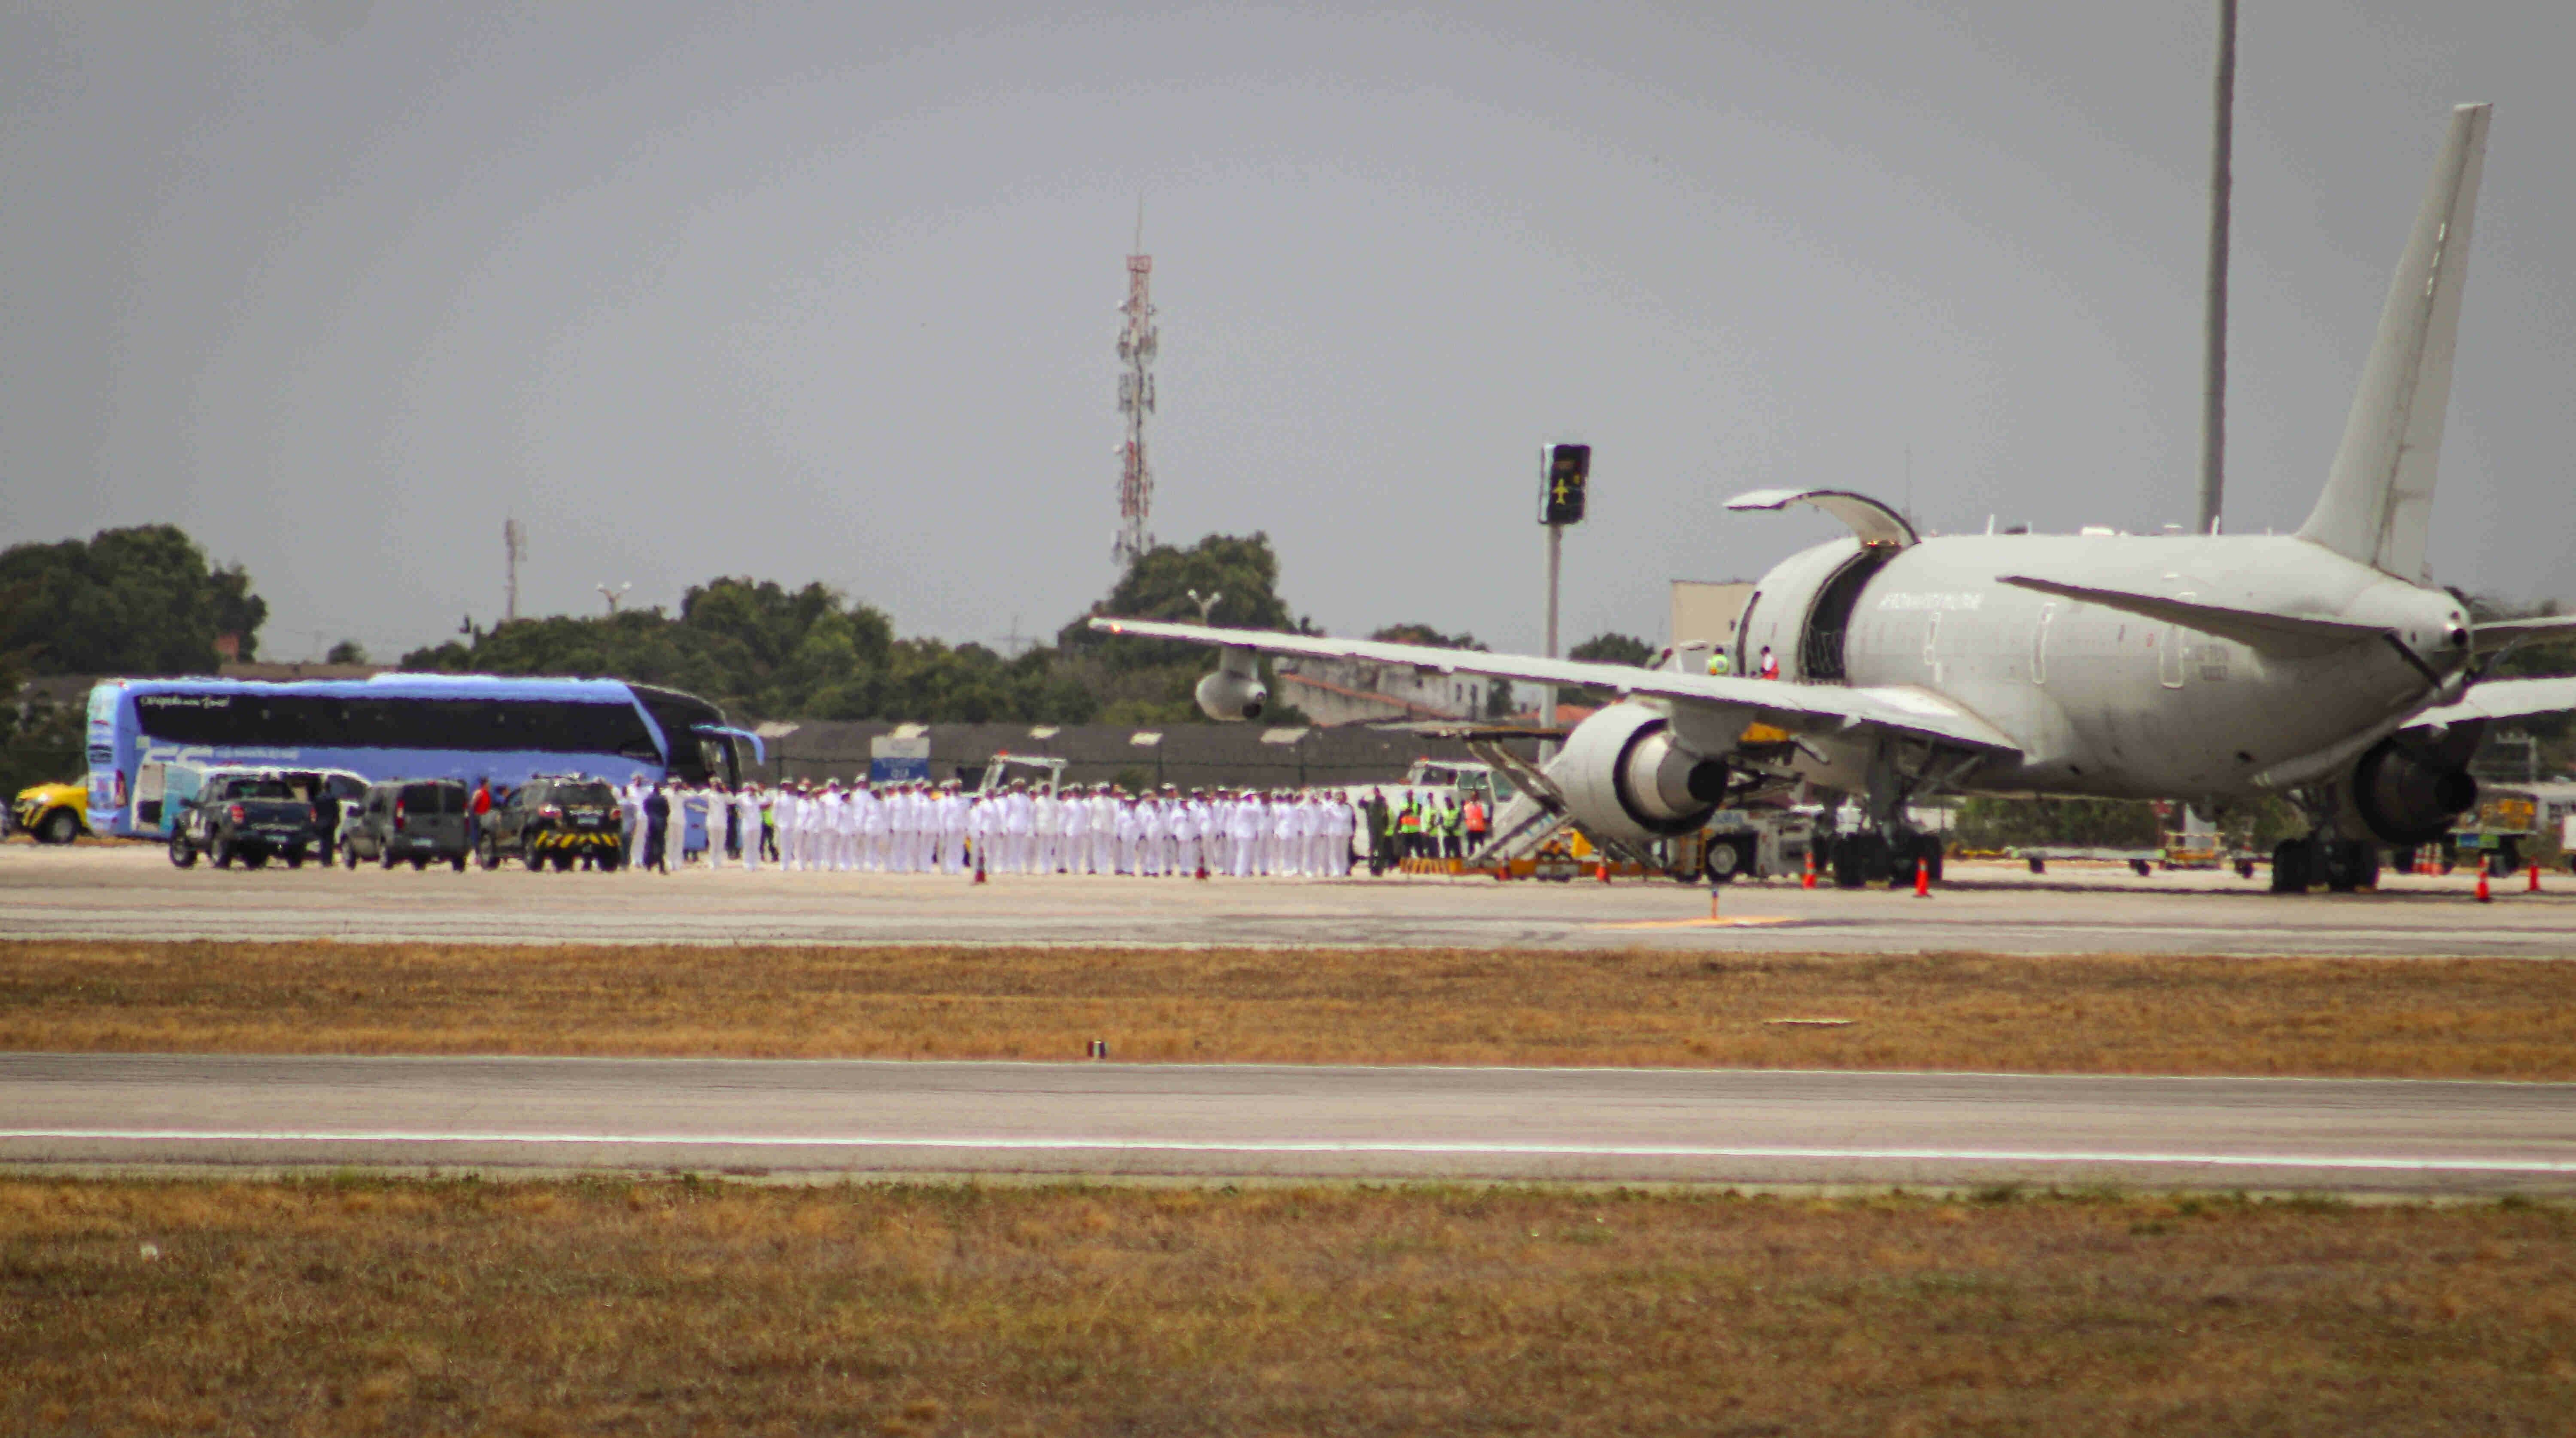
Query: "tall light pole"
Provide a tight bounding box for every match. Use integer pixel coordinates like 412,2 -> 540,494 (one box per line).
1537,444 -> 1590,751
596,582 -> 631,615
2198,0 -> 2236,536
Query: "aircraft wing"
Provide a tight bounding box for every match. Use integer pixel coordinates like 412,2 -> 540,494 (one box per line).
1088,617 -> 2022,755
2406,676 -> 2576,730
2472,616 -> 2576,655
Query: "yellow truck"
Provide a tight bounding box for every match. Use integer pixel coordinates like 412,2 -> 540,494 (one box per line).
12,780 -> 90,844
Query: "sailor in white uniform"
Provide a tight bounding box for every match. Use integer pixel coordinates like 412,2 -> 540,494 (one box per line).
1170,790 -> 1200,878
733,782 -> 763,873
928,781 -> 958,874
1088,785 -> 1116,874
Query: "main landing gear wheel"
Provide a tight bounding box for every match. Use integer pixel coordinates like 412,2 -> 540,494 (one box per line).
2272,837 -> 2319,893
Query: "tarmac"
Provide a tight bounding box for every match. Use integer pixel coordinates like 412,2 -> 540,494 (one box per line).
5,1052 -> 2570,1196
6,841 -> 2573,957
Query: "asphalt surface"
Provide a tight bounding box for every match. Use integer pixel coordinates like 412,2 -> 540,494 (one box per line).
4,1053 -> 2570,1195
8,842 -> 2574,956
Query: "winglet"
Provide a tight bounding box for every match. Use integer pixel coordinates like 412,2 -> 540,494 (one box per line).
2299,103 -> 2491,581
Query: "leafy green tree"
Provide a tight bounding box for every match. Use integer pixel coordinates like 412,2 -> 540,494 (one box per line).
1562,630 -> 1657,708
1058,532 -> 1307,669
0,525 -> 269,673
325,640 -> 369,665
1954,797 -> 2163,851
0,581 -> 83,794
1051,533 -> 1318,723
401,577 -> 1099,725
1370,623 -> 1488,651
1568,632 -> 1656,666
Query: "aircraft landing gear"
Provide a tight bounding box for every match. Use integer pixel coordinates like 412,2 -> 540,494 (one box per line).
2270,836 -> 2315,893
2273,836 -> 2379,894
1821,827 -> 1939,890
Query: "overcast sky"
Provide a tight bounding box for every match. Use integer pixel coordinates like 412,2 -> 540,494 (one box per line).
6,0 -> 2571,663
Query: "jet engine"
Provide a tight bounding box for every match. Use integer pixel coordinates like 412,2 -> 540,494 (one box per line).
1194,651 -> 1268,722
2348,735 -> 2478,847
1551,701 -> 1731,847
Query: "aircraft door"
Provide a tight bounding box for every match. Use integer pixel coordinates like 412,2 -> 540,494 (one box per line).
2158,595 -> 2191,688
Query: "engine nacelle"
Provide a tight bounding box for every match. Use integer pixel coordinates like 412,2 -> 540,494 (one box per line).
1194,651 -> 1268,722
2349,736 -> 2478,847
1551,701 -> 1730,846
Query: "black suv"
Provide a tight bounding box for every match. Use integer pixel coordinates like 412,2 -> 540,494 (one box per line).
479,775 -> 625,872
168,772 -> 318,870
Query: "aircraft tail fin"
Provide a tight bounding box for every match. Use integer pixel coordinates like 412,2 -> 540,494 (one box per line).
2297,103 -> 2491,581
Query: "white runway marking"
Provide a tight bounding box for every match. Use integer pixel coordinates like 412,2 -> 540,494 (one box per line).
10,1130 -> 2576,1174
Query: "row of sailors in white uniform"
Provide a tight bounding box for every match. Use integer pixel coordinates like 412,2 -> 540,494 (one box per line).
631,777 -> 1363,876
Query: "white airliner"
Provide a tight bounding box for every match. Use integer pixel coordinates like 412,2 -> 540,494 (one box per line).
1096,105 -> 2576,893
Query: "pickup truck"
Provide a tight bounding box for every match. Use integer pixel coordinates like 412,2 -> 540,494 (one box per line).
167,772 -> 319,870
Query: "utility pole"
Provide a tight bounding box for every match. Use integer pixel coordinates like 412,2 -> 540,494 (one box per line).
1113,201 -> 1158,571
2198,0 -> 2236,536
503,518 -> 527,623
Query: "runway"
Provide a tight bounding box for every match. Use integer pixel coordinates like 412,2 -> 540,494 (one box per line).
5,1053 -> 2571,1195
8,843 -> 2575,957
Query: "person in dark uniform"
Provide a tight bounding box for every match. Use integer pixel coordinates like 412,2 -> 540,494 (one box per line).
1365,788 -> 1393,876
642,781 -> 671,874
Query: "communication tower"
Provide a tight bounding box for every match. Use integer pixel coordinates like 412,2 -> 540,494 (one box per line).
1113,213 -> 1157,570
503,518 -> 527,623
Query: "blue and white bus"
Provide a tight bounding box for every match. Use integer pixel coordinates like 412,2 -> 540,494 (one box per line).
82,675 -> 762,839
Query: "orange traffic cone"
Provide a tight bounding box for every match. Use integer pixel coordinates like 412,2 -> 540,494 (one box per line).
1802,850 -> 1818,891
1597,861 -> 1611,884
1914,859 -> 1931,898
973,847 -> 987,885
2530,862 -> 2543,893
2476,866 -> 2491,903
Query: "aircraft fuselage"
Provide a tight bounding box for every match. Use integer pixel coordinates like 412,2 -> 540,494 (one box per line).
1734,532 -> 2472,803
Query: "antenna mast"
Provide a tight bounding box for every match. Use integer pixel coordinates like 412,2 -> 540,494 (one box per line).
1113,202 -> 1158,570
503,518 -> 527,623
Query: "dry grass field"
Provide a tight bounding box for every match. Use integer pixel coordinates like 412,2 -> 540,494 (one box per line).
4,1177 -> 2570,1437
5,939 -> 2576,1078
